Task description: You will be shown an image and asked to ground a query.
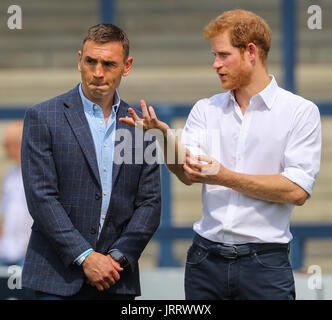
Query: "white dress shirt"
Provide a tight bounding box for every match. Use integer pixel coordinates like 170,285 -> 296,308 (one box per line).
0,165 -> 33,262
181,76 -> 321,244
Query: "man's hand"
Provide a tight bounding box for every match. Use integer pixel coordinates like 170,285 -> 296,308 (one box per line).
183,154 -> 224,185
120,100 -> 198,186
82,251 -> 123,291
119,100 -> 169,133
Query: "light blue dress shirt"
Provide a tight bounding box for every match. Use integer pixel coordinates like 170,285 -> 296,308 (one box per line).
79,83 -> 120,238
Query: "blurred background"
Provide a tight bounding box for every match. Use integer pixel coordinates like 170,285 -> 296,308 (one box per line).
0,0 -> 331,299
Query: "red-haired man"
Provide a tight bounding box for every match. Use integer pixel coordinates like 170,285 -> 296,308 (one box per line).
121,10 -> 321,300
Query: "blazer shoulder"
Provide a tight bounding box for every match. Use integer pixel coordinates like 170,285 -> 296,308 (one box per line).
28,86 -> 79,113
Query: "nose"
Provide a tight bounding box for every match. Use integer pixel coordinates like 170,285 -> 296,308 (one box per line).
213,55 -> 223,70
93,62 -> 104,78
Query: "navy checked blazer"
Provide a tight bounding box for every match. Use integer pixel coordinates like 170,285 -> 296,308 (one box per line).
21,85 -> 161,297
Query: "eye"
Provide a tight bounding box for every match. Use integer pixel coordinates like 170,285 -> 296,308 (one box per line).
86,57 -> 95,65
211,52 -> 229,60
219,53 -> 228,59
103,61 -> 117,68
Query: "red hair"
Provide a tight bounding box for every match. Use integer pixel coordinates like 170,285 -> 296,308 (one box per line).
204,9 -> 271,65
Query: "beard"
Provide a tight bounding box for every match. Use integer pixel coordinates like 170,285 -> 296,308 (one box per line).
220,59 -> 252,91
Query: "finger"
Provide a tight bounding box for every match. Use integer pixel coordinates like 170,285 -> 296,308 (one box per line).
107,254 -> 124,273
95,282 -> 105,291
186,154 -> 200,166
185,159 -> 201,172
183,163 -> 203,178
113,264 -> 124,273
119,117 -> 136,127
183,165 -> 202,183
107,263 -> 121,281
111,269 -> 121,282
197,154 -> 213,163
128,107 -> 141,122
140,100 -> 150,121
148,106 -> 158,123
190,162 -> 204,172
102,280 -> 111,290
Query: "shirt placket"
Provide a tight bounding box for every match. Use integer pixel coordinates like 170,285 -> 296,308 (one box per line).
100,111 -> 117,235
92,109 -> 105,235
101,119 -> 109,232
223,103 -> 253,244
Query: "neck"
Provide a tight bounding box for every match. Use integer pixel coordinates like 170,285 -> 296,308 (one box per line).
234,67 -> 271,111
95,94 -> 115,111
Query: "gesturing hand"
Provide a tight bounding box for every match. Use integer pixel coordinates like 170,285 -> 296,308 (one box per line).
119,99 -> 169,132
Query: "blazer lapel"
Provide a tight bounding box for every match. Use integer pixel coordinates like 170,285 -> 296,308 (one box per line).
63,86 -> 101,187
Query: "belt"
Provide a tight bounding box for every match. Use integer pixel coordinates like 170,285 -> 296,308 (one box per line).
193,234 -> 289,260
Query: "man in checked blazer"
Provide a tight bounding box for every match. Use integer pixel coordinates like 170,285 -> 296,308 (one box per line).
21,23 -> 161,300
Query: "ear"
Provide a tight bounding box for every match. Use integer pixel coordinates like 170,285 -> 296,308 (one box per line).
247,43 -> 258,63
78,50 -> 83,72
123,56 -> 133,77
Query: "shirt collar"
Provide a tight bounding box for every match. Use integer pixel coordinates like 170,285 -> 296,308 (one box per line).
226,75 -> 279,110
78,83 -> 121,114
256,75 -> 278,110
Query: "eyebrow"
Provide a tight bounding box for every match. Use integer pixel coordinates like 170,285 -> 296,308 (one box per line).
211,50 -> 231,55
85,56 -> 116,64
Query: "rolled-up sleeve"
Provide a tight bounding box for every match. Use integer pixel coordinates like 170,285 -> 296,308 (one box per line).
281,102 -> 321,196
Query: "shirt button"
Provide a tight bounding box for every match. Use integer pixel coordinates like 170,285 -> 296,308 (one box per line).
103,191 -> 107,196
103,167 -> 107,172
93,105 -> 98,110
104,143 -> 107,148
90,227 -> 97,235
99,120 -> 103,125
101,215 -> 106,220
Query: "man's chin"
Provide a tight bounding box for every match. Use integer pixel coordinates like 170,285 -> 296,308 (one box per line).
89,88 -> 108,99
220,80 -> 236,91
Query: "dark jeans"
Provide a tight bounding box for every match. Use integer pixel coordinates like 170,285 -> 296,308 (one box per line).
185,234 -> 295,300
35,283 -> 136,300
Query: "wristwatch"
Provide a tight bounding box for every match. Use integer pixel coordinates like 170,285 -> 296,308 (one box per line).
109,250 -> 129,268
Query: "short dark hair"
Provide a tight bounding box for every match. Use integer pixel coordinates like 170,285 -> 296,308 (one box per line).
82,23 -> 130,60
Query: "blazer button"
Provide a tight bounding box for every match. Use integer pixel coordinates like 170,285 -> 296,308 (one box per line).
95,193 -> 101,200
90,227 -> 97,235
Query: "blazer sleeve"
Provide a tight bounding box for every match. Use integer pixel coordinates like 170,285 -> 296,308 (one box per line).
21,105 -> 93,267
109,156 -> 161,269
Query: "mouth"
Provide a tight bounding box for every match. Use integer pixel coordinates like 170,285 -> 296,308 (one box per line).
91,83 -> 108,89
218,73 -> 227,80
